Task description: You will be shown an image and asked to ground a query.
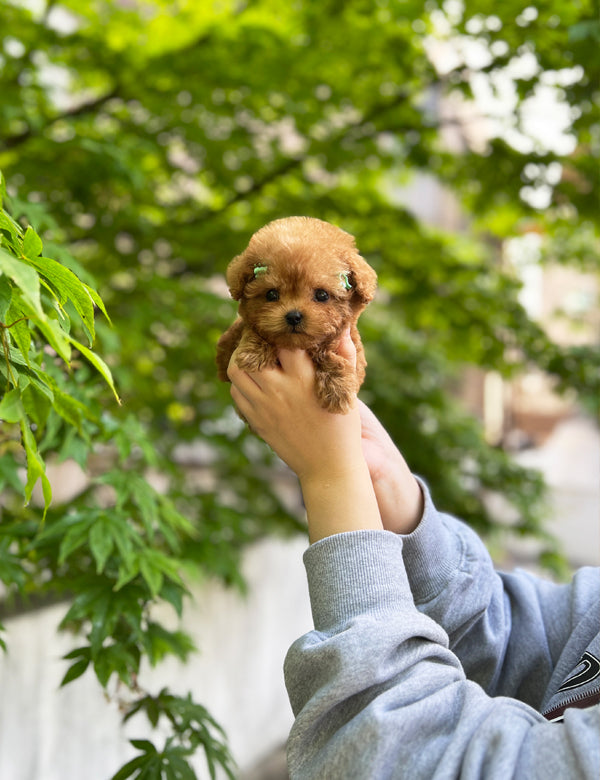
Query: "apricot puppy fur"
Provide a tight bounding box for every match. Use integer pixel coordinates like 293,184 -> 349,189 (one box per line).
216,216 -> 377,413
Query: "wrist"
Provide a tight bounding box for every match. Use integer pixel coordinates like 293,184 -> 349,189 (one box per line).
374,472 -> 424,535
297,448 -> 365,490
300,460 -> 383,543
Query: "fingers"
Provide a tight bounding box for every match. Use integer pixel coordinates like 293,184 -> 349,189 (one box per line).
336,328 -> 357,368
227,354 -> 261,423
227,348 -> 309,410
228,363 -> 253,421
227,357 -> 259,398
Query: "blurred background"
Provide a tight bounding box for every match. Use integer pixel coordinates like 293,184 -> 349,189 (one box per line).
0,0 -> 598,778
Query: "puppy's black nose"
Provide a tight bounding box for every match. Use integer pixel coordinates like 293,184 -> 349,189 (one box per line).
285,310 -> 303,327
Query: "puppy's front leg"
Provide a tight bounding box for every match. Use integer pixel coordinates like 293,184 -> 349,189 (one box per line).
313,351 -> 359,414
216,318 -> 244,381
234,330 -> 279,373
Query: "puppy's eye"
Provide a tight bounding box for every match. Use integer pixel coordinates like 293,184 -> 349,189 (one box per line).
314,289 -> 330,302
265,289 -> 279,302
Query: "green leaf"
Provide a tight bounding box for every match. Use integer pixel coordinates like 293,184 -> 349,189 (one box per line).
138,549 -> 184,598
0,210 -> 23,242
67,334 -> 120,403
60,581 -> 108,627
60,658 -> 90,687
143,623 -> 195,666
21,382 -> 52,428
0,541 -> 26,588
157,496 -> 197,541
2,352 -> 54,401
23,226 -> 43,259
27,312 -> 71,363
0,453 -> 23,493
139,555 -> 164,598
0,387 -> 23,423
133,485 -> 159,533
89,516 -> 115,574
87,593 -> 112,657
0,247 -> 43,317
63,646 -> 92,661
163,753 -> 196,780
4,299 -> 31,365
58,518 -> 93,563
113,559 -> 141,592
27,255 -> 96,344
20,419 -> 52,519
43,376 -> 88,432
99,512 -> 138,571
0,275 -> 12,321
83,281 -> 111,325
569,20 -> 600,43
146,697 -> 161,728
93,644 -> 139,687
110,754 -> 151,780
159,580 -> 184,618
57,428 -> 90,470
130,740 -> 157,754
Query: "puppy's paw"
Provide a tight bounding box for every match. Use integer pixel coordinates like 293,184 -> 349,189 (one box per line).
235,347 -> 278,374
315,369 -> 357,414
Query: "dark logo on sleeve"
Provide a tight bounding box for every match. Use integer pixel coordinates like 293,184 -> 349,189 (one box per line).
558,652 -> 600,692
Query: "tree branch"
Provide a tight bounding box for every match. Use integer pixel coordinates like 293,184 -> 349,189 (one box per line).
0,87 -> 121,151
181,90 -> 415,227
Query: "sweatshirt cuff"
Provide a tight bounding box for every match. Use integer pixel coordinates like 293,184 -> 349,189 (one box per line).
400,478 -> 464,604
303,530 -> 411,633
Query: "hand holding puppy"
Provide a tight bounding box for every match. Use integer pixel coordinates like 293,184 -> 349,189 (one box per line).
228,332 -> 423,541
228,344 -> 363,484
228,344 -> 382,543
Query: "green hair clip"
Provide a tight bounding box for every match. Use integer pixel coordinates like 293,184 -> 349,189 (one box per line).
340,272 -> 352,291
253,264 -> 268,277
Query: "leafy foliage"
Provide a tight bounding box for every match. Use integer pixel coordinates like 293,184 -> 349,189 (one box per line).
116,690 -> 236,780
0,176 -> 236,775
0,0 -> 598,777
0,171 -> 116,517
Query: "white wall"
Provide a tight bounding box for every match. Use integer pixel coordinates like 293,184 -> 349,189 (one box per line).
0,535 -> 312,780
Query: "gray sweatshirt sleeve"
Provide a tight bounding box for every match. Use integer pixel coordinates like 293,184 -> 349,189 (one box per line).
402,482 -> 597,709
284,530 -> 600,779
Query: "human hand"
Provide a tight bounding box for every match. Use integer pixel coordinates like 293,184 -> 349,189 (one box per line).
228,346 -> 364,485
357,402 -> 423,534
228,344 -> 382,542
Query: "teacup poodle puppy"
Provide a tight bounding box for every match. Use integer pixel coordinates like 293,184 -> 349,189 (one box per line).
216,216 -> 377,413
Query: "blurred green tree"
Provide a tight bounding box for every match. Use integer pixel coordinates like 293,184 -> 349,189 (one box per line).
0,0 -> 598,777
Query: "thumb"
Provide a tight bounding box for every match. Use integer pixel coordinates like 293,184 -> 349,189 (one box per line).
336,327 -> 357,368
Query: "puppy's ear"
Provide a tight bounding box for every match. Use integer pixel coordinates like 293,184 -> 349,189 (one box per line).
225,251 -> 252,301
348,253 -> 378,306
